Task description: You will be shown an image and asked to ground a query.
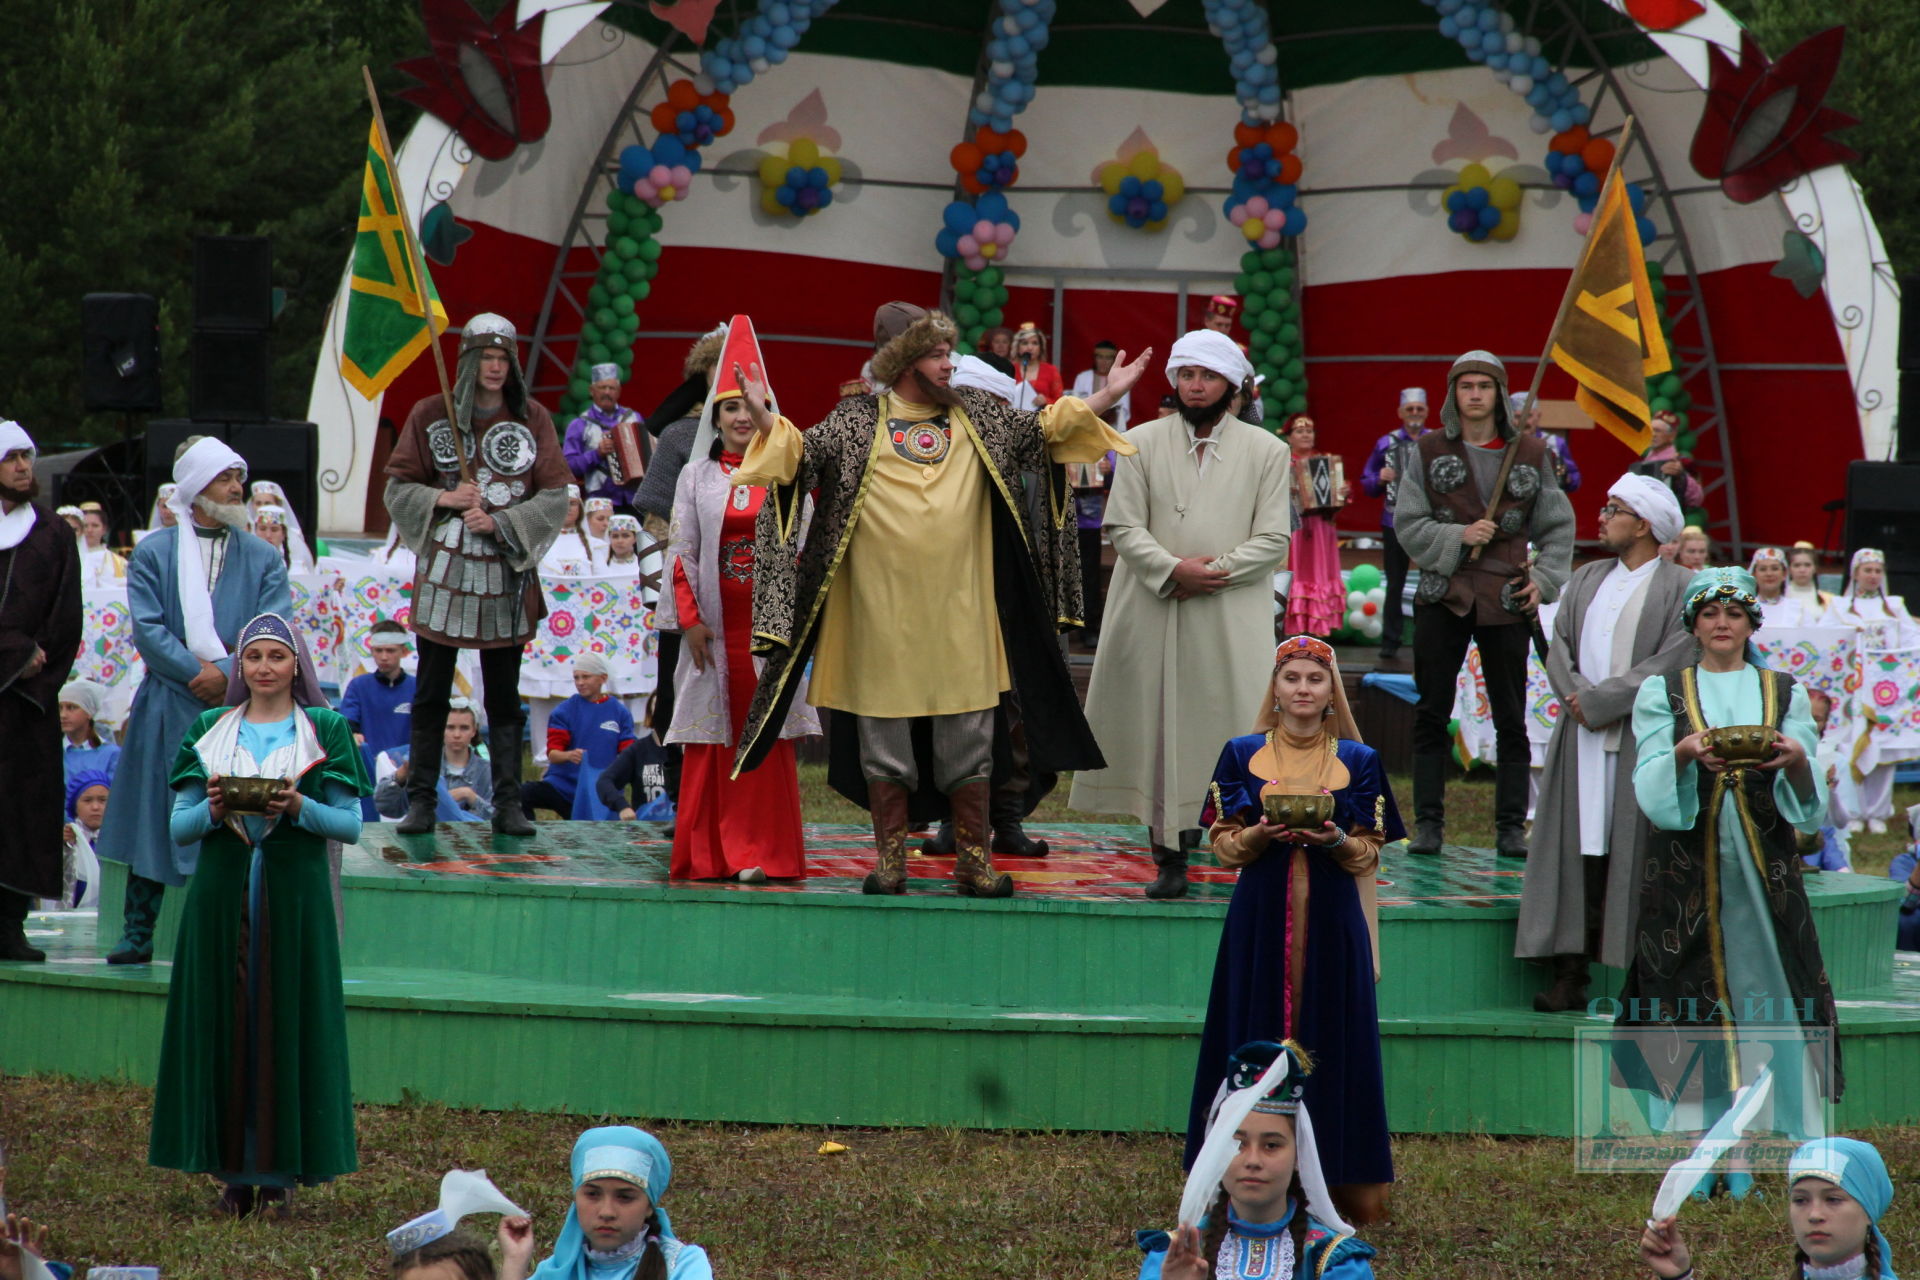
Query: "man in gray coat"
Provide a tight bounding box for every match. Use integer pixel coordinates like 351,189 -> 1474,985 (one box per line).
1514,471 -> 1694,1011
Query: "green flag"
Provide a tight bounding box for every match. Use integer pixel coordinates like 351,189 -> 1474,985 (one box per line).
341,121 -> 447,398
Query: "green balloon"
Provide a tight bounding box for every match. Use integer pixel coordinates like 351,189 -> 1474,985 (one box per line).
1282,357 -> 1305,380
1277,323 -> 1300,347
618,312 -> 640,334
979,307 -> 1003,329
1250,270 -> 1274,295
580,319 -> 606,343
1349,562 -> 1382,592
607,210 -> 630,237
610,236 -> 638,260
569,376 -> 591,399
1265,377 -> 1294,402
1262,417 -> 1287,435
629,281 -> 651,302
593,307 -> 616,331
1257,310 -> 1282,334
1271,296 -> 1298,323
1677,432 -> 1697,454
1248,327 -> 1274,353
1255,362 -> 1281,385
587,284 -> 610,311
955,303 -> 981,327
1260,247 -> 1288,270
604,188 -> 625,213
638,239 -> 663,262
1645,259 -> 1664,278
585,343 -> 612,364
1649,395 -> 1672,413
1234,273 -> 1254,295
1286,393 -> 1308,415
1242,292 -> 1268,317
1271,266 -> 1295,290
977,266 -> 1002,288
622,258 -> 649,283
1241,250 -> 1264,273
954,278 -> 978,303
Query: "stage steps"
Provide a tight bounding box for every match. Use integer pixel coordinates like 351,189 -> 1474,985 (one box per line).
4,828 -> 1913,1135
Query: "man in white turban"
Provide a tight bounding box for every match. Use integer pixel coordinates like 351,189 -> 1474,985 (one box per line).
0,421 -> 84,960
1514,469 -> 1693,1012
1069,330 -> 1293,898
94,435 -> 292,964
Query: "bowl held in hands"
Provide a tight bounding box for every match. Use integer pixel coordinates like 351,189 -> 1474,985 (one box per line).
1700,724 -> 1776,764
1262,792 -> 1335,829
221,775 -> 287,815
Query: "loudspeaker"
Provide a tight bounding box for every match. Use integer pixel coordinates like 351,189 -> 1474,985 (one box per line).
193,235 -> 273,331
81,293 -> 163,413
190,329 -> 272,421
1846,460 -> 1920,602
145,419 -> 318,558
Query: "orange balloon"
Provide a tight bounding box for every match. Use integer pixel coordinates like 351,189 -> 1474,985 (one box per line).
1266,121 -> 1299,153
1277,154 -> 1303,184
1581,138 -> 1615,174
960,174 -> 989,196
1005,129 -> 1028,158
650,103 -> 677,132
717,107 -> 736,134
1234,122 -> 1263,148
667,79 -> 700,109
951,142 -> 985,173
1227,146 -> 1243,172
1550,125 -> 1589,154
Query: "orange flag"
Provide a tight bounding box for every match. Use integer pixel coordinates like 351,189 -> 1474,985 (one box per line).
1549,169 -> 1671,452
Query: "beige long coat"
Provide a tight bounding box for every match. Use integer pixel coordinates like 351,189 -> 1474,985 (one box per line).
1069,414 -> 1293,836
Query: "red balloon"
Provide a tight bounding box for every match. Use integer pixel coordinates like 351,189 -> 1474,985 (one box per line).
1361,601 -> 1378,616
1266,121 -> 1299,153
650,103 -> 677,132
951,142 -> 985,174
1276,154 -> 1303,184
1581,138 -> 1616,175
960,174 -> 989,196
1549,125 -> 1590,154
1227,146 -> 1243,172
1234,121 -> 1263,148
1003,128 -> 1029,159
666,79 -> 701,110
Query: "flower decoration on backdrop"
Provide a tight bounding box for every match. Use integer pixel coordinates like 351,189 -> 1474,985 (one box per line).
1094,129 -> 1184,231
618,134 -> 703,208
951,127 -> 1026,197
1224,120 -> 1305,244
1690,27 -> 1859,204
756,90 -> 844,218
938,192 -> 1019,273
650,78 -> 736,149
1440,164 -> 1523,243
396,0 -> 552,161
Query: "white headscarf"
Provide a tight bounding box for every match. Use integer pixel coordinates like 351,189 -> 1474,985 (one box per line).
1164,330 -> 1254,392
169,437 -> 249,663
145,482 -> 178,532
249,480 -> 314,571
573,650 -> 610,677
0,419 -> 39,551
1606,472 -> 1684,544
951,355 -> 1017,405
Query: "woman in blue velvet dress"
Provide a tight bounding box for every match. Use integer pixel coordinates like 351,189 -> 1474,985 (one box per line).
1187,635 -> 1404,1227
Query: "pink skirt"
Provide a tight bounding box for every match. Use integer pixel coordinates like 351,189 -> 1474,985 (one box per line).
1284,512 -> 1343,638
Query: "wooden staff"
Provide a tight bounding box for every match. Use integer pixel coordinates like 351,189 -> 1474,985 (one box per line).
1470,113 -> 1638,561
361,65 -> 469,483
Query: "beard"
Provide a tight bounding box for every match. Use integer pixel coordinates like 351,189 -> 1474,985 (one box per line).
1176,386 -> 1235,430
911,368 -> 961,408
0,475 -> 39,505
193,494 -> 251,530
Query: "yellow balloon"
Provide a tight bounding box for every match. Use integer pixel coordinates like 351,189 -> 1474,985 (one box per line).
1100,161 -> 1125,196
789,138 -> 819,167
761,189 -> 786,216
1242,219 -> 1264,242
1159,171 -> 1185,205
1488,175 -> 1522,210
758,154 -> 788,187
980,243 -> 999,260
818,156 -> 842,185
1458,163 -> 1492,189
1128,149 -> 1159,181
1490,213 -> 1521,241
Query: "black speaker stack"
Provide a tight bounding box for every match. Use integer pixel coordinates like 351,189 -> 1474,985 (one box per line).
81,293 -> 163,413
131,236 -> 319,557
1846,274 -> 1920,601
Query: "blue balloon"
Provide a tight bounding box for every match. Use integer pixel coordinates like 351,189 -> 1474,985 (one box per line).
817,187 -> 833,208
1569,103 -> 1592,126
1573,171 -> 1599,198
1576,193 -> 1598,214
1465,45 -> 1486,62
1531,55 -> 1551,79
1488,52 -> 1510,70
1626,182 -> 1648,213
936,228 -> 961,257
1636,216 -> 1658,243
1436,0 -> 1461,9
1481,30 -> 1504,52
1108,193 -> 1129,215
1455,4 -> 1479,25
1550,109 -> 1572,132
990,113 -> 1014,133
1466,186 -> 1489,209
1270,183 -> 1298,208
1546,71 -> 1568,92
775,185 -> 796,207
978,191 -> 1009,219
1120,175 -> 1140,197
1148,199 -> 1167,221
1438,16 -> 1459,37
1478,205 -> 1501,229
741,33 -> 766,58
771,24 -> 799,49
1467,225 -> 1490,242
943,201 -> 977,233
1004,209 -> 1021,232
1445,190 -> 1468,213
1007,34 -> 1030,57
786,166 -> 807,187
1143,179 -> 1163,200
809,167 -> 830,188
1283,205 -> 1306,236
766,44 -> 789,64
768,2 -> 791,21
1478,7 -> 1501,28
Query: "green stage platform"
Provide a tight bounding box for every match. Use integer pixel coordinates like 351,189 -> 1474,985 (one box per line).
3,824 -> 1914,1136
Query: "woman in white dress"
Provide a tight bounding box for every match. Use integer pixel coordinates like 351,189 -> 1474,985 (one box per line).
1820,547 -> 1920,832
1750,546 -> 1810,628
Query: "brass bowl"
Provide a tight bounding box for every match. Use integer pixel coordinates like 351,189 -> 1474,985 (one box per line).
220,774 -> 287,815
1262,792 -> 1336,829
1700,724 -> 1777,764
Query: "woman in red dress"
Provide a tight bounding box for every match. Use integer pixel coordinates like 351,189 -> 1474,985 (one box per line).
1011,321 -> 1065,408
659,316 -> 818,881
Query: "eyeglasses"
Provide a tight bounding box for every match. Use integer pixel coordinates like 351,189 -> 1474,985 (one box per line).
1598,504 -> 1640,521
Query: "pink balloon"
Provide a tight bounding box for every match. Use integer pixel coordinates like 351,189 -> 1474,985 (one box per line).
1572,212 -> 1593,236
1245,196 -> 1270,218
993,224 -> 1015,246
1259,229 -> 1282,250
964,253 -> 988,271
957,234 -> 980,256
972,219 -> 996,240
1263,208 -> 1286,229
649,164 -> 672,186
671,165 -> 692,187
1229,206 -> 1250,226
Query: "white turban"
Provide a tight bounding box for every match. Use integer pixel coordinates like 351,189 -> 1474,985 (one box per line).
59,678 -> 105,721
1165,329 -> 1254,391
951,355 -> 1016,405
590,363 -> 621,383
0,419 -> 34,459
573,650 -> 610,677
169,437 -> 249,662
1399,388 -> 1426,406
1607,472 -> 1684,544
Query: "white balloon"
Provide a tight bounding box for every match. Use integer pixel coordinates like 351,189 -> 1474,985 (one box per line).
1347,590 -> 1367,608
1366,587 -> 1386,605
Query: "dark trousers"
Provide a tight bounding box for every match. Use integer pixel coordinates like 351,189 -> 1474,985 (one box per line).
1077,527 -> 1106,633
521,778 -> 571,817
1412,604 -> 1531,766
412,637 -> 527,808
1379,524 -> 1410,652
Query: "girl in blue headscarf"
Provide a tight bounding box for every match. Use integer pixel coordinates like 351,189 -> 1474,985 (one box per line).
501,1126 -> 712,1280
1640,1135 -> 1898,1279
1617,567 -> 1838,1198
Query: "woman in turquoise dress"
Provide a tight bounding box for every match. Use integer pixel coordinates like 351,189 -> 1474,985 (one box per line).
148,611 -> 371,1218
1619,567 -> 1838,1195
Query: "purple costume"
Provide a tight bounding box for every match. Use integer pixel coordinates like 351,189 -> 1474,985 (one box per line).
563,404 -> 644,507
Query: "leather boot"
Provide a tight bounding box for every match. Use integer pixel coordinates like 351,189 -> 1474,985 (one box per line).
1494,759 -> 1530,858
0,890 -> 46,963
950,779 -> 1013,897
863,780 -> 911,895
1407,752 -> 1447,855
399,716 -> 446,835
989,786 -> 1048,858
1144,845 -> 1189,899
107,873 -> 163,964
490,713 -> 536,837
1533,954 -> 1591,1013
919,821 -> 955,857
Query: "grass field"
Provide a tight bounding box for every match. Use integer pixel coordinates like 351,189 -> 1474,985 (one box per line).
10,771 -> 1915,1277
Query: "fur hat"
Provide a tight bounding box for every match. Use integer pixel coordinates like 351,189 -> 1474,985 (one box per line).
683,322 -> 730,380
869,306 -> 959,390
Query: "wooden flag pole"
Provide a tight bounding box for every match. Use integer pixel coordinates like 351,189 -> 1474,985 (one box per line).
361,65 -> 469,483
1468,113 -> 1638,562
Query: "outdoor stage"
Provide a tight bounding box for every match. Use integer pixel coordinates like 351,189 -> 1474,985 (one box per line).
4,824 -> 1916,1136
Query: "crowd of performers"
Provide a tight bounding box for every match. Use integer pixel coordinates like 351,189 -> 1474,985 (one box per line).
0,298 -> 1912,1278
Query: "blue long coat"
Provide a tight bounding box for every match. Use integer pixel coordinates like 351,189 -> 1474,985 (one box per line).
93,525 -> 292,885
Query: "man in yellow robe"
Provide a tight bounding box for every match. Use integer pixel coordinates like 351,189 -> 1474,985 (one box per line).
731,304 -> 1146,897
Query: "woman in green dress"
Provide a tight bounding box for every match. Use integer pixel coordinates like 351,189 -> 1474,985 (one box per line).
1618,567 -> 1838,1197
148,611 -> 371,1217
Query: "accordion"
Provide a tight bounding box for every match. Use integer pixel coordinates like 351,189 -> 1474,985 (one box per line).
1295,454 -> 1346,515
607,418 -> 648,484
